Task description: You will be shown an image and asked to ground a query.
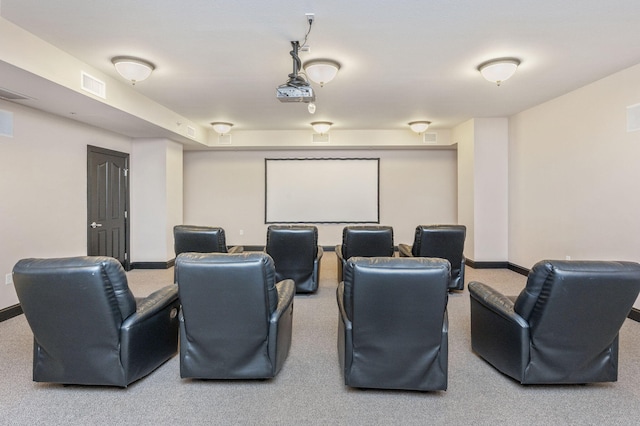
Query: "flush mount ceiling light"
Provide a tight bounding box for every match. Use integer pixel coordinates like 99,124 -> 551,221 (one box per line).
211,122 -> 233,135
303,59 -> 341,87
111,56 -> 155,85
477,57 -> 521,86
311,121 -> 332,134
408,121 -> 431,134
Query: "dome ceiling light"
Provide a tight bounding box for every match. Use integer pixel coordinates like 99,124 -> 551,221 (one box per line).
311,121 -> 332,135
408,121 -> 431,134
111,56 -> 155,85
303,59 -> 341,87
211,122 -> 233,135
477,57 -> 521,86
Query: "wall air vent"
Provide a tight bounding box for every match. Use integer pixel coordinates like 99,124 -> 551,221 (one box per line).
0,87 -> 33,101
186,125 -> 196,139
627,103 -> 640,132
81,71 -> 106,99
423,132 -> 438,144
312,133 -> 330,143
0,110 -> 14,137
218,134 -> 232,145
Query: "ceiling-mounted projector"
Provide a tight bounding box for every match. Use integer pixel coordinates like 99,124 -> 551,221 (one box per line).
277,40 -> 315,103
276,83 -> 315,102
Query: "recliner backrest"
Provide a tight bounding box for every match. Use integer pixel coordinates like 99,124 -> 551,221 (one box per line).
340,256 -> 450,390
178,251 -> 277,313
412,225 -> 466,264
176,252 -> 277,351
176,252 -> 294,380
343,256 -> 449,323
174,225 -> 228,255
514,260 -> 640,370
14,256 -> 135,330
266,225 -> 318,283
342,226 -> 394,260
13,257 -> 137,384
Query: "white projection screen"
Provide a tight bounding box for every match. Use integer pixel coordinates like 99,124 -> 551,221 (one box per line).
265,158 -> 380,223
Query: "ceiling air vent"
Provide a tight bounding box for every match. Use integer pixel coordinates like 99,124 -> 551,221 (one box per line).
423,132 -> 437,144
0,87 -> 33,101
186,125 -> 196,139
81,71 -> 106,99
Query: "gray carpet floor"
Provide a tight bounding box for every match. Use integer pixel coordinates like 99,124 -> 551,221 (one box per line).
2,252 -> 640,425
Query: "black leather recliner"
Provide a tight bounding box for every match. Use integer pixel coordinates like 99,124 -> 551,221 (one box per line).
469,260 -> 640,384
265,225 -> 323,293
175,252 -> 295,379
12,256 -> 180,387
337,257 -> 450,391
399,224 -> 466,290
173,225 -> 243,256
335,225 -> 394,281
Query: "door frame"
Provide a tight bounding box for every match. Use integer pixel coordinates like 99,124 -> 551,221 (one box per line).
87,145 -> 131,270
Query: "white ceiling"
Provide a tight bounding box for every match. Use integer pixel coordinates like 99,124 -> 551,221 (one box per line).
2,0 -> 640,134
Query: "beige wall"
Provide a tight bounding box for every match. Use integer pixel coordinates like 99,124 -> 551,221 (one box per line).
509,62 -> 640,267
508,63 -> 640,308
0,99 -> 131,310
473,118 -> 509,261
454,120 -> 475,259
166,141 -> 184,258
130,139 -> 184,263
454,118 -> 509,262
183,146 -> 458,247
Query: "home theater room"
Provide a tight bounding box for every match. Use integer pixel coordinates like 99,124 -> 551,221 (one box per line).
2,1 -> 640,424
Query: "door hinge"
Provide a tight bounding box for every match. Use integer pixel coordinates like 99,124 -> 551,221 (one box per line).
123,168 -> 128,177
124,211 -> 128,219
124,253 -> 128,260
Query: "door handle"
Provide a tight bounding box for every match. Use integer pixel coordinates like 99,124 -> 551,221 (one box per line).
90,222 -> 103,228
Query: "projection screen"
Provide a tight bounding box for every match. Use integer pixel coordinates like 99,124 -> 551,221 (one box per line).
265,158 -> 380,223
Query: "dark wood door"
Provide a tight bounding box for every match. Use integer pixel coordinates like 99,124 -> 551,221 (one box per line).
87,146 -> 129,269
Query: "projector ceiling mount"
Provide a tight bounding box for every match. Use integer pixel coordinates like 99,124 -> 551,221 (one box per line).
276,15 -> 316,103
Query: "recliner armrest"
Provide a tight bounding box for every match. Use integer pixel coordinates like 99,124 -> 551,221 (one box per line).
126,285 -> 179,324
227,245 -> 244,253
336,281 -> 351,327
468,281 -> 529,382
121,285 -> 180,384
458,257 -> 466,288
336,281 -> 353,381
398,244 -> 413,257
316,245 -> 324,261
335,245 -> 346,281
468,281 -> 526,325
269,279 -> 295,376
271,279 -> 295,322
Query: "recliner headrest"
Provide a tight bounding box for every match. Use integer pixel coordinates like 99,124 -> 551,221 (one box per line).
174,225 -> 228,255
342,226 -> 394,259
